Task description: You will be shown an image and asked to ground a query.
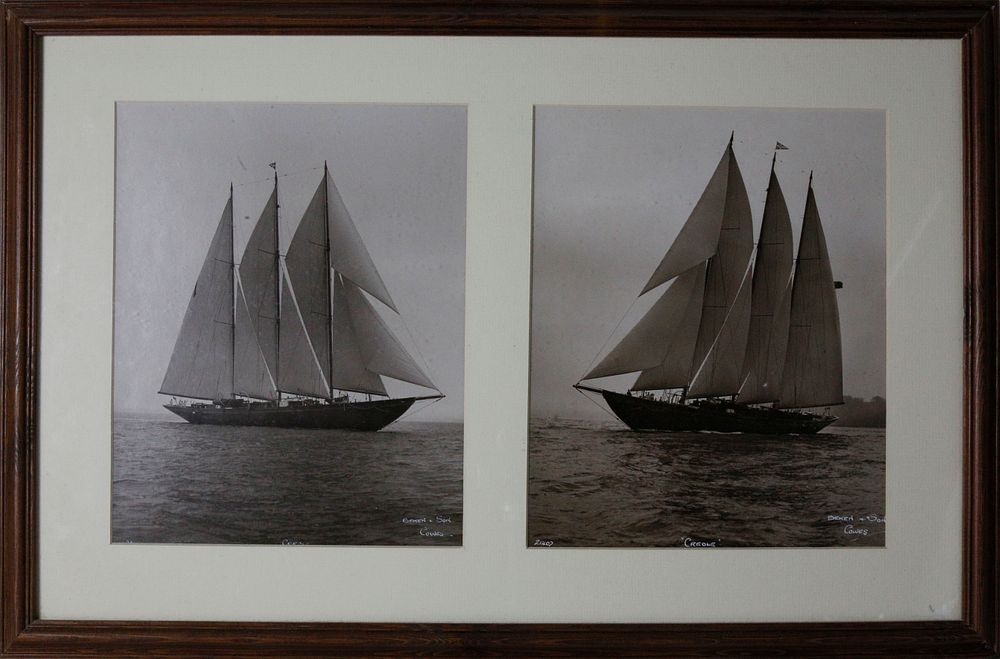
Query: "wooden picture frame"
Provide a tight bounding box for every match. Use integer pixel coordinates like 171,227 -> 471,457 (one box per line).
2,1 -> 996,655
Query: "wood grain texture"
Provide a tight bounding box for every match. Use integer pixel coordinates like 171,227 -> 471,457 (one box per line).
1,1 -> 997,656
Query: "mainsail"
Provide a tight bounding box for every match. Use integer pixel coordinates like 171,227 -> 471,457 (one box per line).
278,171 -> 332,398
234,186 -> 279,400
738,157 -> 794,404
160,194 -> 235,400
686,143 -> 754,398
582,136 -> 754,399
777,176 -> 844,408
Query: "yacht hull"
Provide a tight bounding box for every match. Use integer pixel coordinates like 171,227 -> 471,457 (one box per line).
164,396 -> 439,432
577,386 -> 836,434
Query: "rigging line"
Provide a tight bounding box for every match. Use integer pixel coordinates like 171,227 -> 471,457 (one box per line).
578,292 -> 643,382
573,386 -> 616,420
393,300 -> 441,392
395,396 -> 443,423
687,254 -> 755,394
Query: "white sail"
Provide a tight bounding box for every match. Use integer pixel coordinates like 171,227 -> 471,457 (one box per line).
234,188 -> 279,400
739,161 -> 794,404
640,141 -> 733,295
583,262 -> 705,385
327,169 -> 398,312
277,275 -> 330,398
687,143 -> 754,398
777,180 -> 844,409
160,195 -> 235,400
278,176 -> 332,398
342,279 -> 436,389
330,274 -> 389,396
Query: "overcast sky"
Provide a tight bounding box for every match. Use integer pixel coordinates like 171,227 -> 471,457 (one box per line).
114,102 -> 466,422
530,105 -> 886,421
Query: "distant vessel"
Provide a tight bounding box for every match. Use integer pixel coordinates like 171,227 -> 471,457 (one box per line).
575,135 -> 843,434
161,164 -> 442,431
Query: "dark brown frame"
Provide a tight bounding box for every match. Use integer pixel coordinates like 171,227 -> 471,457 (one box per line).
1,1 -> 996,656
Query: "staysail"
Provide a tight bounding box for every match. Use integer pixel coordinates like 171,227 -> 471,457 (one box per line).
342,278 -> 436,389
738,158 -> 794,404
160,194 -> 235,400
777,177 -> 844,408
329,274 -> 389,396
583,262 -> 705,386
234,187 -> 279,400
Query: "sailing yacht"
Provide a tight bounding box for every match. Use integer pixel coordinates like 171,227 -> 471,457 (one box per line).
160,164 -> 443,431
575,135 -> 843,434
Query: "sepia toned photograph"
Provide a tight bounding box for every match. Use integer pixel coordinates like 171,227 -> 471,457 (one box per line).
529,106 -> 886,548
113,102 -> 466,545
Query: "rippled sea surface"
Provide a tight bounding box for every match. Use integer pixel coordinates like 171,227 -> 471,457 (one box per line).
113,418 -> 462,546
528,420 -> 885,548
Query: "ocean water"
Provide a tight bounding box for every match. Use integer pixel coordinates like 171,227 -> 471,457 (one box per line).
528,420 -> 885,548
113,418 -> 462,546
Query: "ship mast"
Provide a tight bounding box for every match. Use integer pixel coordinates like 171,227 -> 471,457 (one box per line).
323,161 -> 334,402
230,182 -> 236,400
273,165 -> 281,404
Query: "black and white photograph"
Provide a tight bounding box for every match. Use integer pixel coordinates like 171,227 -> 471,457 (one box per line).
113,102 -> 466,545
528,106 -> 886,548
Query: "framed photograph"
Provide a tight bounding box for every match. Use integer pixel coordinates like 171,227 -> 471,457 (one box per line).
2,1 -> 997,656
529,106 -> 887,549
114,101 -> 466,547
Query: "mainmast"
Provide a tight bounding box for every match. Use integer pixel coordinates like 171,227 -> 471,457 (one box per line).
324,161 -> 334,401
230,182 -> 236,399
273,165 -> 281,403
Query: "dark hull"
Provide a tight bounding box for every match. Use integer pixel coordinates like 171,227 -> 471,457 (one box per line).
164,397 -> 433,432
579,386 -> 836,434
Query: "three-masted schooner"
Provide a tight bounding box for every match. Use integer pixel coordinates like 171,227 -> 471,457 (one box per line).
160,164 -> 442,431
575,135 -> 843,434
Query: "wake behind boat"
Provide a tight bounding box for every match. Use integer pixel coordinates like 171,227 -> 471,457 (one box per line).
160,163 -> 442,431
576,135 -> 843,434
